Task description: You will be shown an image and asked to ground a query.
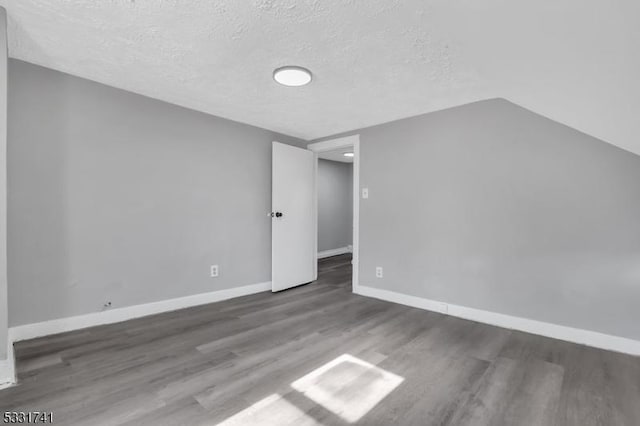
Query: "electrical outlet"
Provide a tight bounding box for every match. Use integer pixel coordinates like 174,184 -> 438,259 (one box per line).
210,265 -> 219,278
362,187 -> 369,199
375,266 -> 383,278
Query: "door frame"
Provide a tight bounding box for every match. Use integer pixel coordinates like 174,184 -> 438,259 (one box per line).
307,135 -> 360,292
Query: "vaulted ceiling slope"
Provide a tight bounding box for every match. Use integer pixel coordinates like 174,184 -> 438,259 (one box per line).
1,1 -> 639,155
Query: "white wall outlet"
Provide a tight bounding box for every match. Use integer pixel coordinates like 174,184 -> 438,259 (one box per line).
362,187 -> 369,199
210,265 -> 219,278
375,266 -> 383,278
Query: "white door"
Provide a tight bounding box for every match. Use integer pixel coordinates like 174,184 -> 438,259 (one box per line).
272,142 -> 316,292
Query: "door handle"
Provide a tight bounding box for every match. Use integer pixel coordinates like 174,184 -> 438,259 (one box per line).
270,212 -> 284,218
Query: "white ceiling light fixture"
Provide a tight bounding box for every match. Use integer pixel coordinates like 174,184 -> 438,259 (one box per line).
273,66 -> 312,87
343,152 -> 354,157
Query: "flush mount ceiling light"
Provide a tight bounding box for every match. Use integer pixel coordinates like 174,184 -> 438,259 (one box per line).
343,152 -> 354,157
273,66 -> 312,87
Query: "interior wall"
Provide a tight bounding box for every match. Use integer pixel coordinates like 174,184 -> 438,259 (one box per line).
317,98 -> 640,341
0,7 -> 8,363
317,159 -> 352,253
7,59 -> 305,327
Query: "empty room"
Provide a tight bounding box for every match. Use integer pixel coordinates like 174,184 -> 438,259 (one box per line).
0,1 -> 639,425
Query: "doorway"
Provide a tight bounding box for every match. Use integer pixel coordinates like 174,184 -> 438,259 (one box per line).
308,135 -> 360,292
270,136 -> 360,293
317,151 -> 353,259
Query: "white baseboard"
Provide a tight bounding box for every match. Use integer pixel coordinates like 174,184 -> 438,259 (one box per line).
355,285 -> 640,356
318,246 -> 352,259
9,281 -> 272,343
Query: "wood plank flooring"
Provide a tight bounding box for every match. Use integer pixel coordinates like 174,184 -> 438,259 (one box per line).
1,254 -> 640,425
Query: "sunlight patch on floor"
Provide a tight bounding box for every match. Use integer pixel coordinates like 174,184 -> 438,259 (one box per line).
215,393 -> 320,426
291,353 -> 404,423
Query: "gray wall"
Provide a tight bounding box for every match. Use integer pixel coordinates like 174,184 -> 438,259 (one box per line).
324,99 -> 640,341
7,59 -> 305,327
0,8 -> 7,361
317,159 -> 352,252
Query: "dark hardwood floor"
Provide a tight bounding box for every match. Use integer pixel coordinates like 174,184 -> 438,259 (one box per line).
1,254 -> 639,425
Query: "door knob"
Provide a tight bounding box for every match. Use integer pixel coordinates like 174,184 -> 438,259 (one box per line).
270,212 -> 284,218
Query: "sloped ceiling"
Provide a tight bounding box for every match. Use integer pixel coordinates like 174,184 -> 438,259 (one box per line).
1,1 -> 639,155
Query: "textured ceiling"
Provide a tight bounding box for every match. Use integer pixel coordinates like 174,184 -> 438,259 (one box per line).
1,1 -> 639,154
